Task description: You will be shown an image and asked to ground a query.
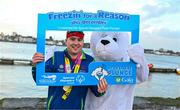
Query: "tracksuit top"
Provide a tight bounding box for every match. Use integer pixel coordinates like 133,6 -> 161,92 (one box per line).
32,49 -> 103,110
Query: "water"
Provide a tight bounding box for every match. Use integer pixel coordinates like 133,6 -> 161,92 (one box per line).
0,65 -> 47,99
145,54 -> 180,68
0,42 -> 36,60
0,42 -> 180,99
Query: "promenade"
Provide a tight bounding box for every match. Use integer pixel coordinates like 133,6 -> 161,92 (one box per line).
0,97 -> 179,110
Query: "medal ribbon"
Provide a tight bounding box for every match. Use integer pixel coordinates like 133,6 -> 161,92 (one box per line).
62,53 -> 82,100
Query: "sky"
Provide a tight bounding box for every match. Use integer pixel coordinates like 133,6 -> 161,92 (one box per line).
0,0 -> 180,51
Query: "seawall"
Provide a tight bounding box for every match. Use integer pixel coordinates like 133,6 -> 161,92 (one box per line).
0,97 -> 179,110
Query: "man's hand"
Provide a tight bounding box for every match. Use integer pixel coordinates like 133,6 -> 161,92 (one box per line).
32,52 -> 44,66
97,79 -> 108,93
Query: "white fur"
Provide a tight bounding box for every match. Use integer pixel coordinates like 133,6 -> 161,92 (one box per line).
85,32 -> 149,110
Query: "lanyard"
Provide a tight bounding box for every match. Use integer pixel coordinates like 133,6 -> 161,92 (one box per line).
62,53 -> 82,100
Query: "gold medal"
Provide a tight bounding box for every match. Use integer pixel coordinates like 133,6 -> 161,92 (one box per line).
63,86 -> 70,91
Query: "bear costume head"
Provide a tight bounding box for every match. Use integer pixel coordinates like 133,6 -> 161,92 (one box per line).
90,32 -> 130,62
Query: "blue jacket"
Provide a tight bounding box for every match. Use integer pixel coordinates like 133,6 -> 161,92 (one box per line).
32,50 -> 103,110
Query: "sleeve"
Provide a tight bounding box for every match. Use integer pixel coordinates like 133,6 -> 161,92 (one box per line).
89,86 -> 105,97
136,59 -> 149,83
128,44 -> 149,83
31,56 -> 55,83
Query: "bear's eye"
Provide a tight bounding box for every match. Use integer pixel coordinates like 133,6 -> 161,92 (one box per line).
113,38 -> 117,42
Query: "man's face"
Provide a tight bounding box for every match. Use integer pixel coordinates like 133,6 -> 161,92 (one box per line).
65,36 -> 84,56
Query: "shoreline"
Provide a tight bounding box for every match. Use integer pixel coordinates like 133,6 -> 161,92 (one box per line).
0,41 -> 180,57
0,58 -> 179,74
0,97 -> 179,110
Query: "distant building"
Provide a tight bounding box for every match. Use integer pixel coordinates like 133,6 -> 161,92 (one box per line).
0,35 -> 3,40
46,39 -> 54,45
19,36 -> 35,43
144,49 -> 154,54
56,41 -> 63,45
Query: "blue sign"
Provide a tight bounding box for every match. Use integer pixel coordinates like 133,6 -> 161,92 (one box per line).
36,10 -> 140,86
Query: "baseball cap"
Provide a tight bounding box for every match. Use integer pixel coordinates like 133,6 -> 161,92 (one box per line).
66,31 -> 84,39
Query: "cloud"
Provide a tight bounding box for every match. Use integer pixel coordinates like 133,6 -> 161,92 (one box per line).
142,28 -> 180,39
154,28 -> 180,39
141,0 -> 180,20
141,27 -> 180,51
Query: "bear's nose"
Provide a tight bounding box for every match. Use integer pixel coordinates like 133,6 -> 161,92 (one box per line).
101,40 -> 110,45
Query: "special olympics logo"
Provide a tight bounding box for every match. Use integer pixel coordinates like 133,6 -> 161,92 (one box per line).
91,67 -> 109,80
76,75 -> 85,84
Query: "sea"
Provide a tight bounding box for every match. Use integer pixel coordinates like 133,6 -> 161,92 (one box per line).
0,42 -> 180,99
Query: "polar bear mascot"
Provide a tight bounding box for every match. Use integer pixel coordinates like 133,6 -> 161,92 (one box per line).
85,32 -> 149,110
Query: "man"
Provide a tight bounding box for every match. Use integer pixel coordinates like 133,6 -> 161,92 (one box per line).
32,31 -> 107,110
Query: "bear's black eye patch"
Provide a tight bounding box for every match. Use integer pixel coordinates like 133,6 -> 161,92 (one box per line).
113,38 -> 117,42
